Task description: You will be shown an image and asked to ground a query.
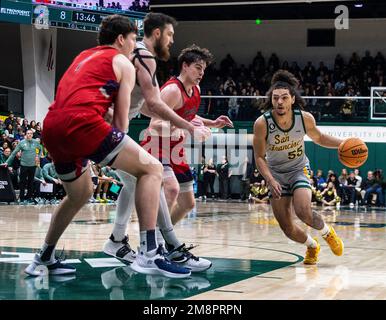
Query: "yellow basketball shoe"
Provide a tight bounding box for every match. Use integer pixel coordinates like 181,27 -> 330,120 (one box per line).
303,238 -> 320,265
323,226 -> 344,256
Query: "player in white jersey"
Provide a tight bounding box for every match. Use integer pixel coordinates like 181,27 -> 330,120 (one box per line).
253,70 -> 344,264
103,13 -> 213,273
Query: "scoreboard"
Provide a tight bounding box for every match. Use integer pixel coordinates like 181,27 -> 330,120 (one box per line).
0,0 -> 145,34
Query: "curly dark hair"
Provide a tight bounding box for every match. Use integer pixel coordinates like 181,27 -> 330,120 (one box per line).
177,44 -> 214,71
261,69 -> 306,111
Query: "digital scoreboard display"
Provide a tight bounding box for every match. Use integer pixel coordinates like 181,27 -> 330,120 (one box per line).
0,0 -> 145,34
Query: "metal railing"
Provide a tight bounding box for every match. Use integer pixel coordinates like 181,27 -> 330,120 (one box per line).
197,95 -> 382,122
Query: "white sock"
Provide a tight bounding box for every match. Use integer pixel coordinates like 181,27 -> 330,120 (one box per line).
103,193 -> 107,199
111,171 -> 136,241
320,223 -> 330,238
304,235 -> 317,248
111,223 -> 127,242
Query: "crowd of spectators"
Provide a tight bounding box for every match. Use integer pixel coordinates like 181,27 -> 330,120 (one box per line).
193,155 -> 385,208
156,50 -> 386,122
0,112 -> 122,205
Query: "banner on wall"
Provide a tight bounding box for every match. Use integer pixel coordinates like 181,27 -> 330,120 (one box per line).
241,126 -> 386,145
303,126 -> 386,143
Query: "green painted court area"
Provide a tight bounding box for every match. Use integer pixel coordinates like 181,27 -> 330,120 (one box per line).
0,247 -> 300,300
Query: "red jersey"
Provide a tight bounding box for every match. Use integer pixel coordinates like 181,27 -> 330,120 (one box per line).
49,45 -> 119,117
42,46 -> 123,164
140,77 -> 201,183
160,77 -> 201,123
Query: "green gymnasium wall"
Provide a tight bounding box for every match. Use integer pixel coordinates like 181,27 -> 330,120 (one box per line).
128,120 -> 386,176
305,141 -> 385,176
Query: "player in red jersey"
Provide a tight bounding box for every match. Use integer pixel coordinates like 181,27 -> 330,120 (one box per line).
25,15 -> 191,278
140,45 -> 233,268
143,45 -> 233,224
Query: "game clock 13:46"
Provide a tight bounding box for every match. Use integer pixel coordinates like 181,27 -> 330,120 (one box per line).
72,11 -> 103,24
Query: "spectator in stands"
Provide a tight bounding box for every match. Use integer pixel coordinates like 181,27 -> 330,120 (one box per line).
217,156 -> 231,200
197,156 -> 206,200
21,119 -> 29,132
4,124 -> 14,139
327,173 -> 341,197
204,90 -> 214,116
4,112 -> 16,128
320,182 -> 340,207
0,147 -> 11,164
1,141 -> 10,152
14,128 -> 25,141
339,168 -> 348,185
34,161 -> 48,204
42,162 -> 64,203
268,53 -> 280,70
354,168 -> 363,194
250,168 -> 264,186
250,179 -> 269,204
33,124 -> 42,140
223,76 -> 236,93
204,158 -> 216,199
29,120 -> 37,133
316,169 -> 326,190
94,164 -> 119,203
363,170 -> 384,206
345,171 -> 358,207
228,90 -> 239,120
252,51 -> 265,71
220,54 -> 236,76
4,130 -> 42,204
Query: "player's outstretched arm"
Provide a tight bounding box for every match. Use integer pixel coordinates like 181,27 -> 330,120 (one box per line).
195,115 -> 234,128
303,111 -> 343,148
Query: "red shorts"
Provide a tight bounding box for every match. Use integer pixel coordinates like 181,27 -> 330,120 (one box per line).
42,110 -> 127,181
140,134 -> 193,184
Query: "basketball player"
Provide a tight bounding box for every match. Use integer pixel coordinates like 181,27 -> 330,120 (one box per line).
253,70 -> 344,264
25,15 -> 191,278
102,14 -> 213,273
140,44 -> 233,265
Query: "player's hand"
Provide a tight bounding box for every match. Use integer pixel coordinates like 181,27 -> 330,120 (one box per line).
170,126 -> 185,141
267,178 -> 282,199
213,115 -> 234,128
1,163 -> 8,167
192,125 -> 212,142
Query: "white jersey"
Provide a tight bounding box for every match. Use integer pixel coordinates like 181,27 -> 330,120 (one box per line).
129,41 -> 156,120
263,109 -> 309,174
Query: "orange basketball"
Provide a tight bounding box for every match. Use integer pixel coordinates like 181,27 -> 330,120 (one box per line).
338,138 -> 368,168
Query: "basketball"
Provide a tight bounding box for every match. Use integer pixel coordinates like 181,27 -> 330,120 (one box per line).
338,138 -> 368,168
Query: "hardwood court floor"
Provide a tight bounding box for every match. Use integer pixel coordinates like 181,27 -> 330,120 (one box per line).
0,200 -> 386,300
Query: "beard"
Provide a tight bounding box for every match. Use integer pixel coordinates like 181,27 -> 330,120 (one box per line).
154,37 -> 170,61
